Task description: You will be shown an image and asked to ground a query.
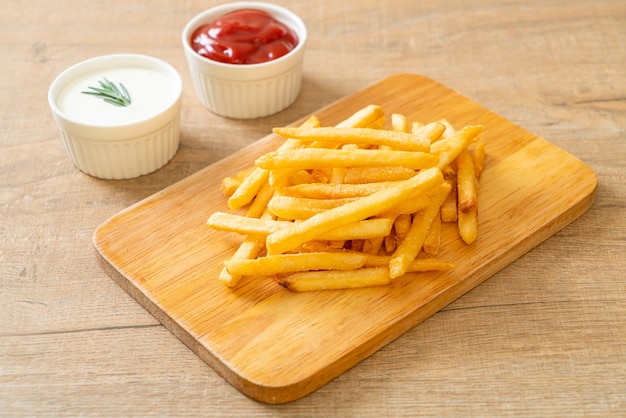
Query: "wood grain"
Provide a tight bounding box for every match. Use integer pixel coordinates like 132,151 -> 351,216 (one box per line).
93,74 -> 596,403
4,0 -> 625,415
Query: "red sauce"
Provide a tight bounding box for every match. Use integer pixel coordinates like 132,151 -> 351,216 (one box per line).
190,9 -> 299,65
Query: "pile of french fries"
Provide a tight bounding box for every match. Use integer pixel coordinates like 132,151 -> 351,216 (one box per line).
207,105 -> 485,291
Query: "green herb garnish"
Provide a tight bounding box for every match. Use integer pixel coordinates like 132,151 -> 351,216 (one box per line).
81,78 -> 131,107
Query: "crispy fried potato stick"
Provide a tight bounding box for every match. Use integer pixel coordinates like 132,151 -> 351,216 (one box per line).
266,167 -> 444,255
220,176 -> 242,197
456,148 -> 477,214
391,113 -> 409,133
280,180 -> 405,199
342,166 -> 417,184
207,212 -> 290,235
389,183 -> 451,278
273,127 -> 431,152
431,125 -> 483,169
473,141 -> 486,179
246,180 -> 275,218
458,206 -> 478,244
423,213 -> 442,256
224,252 -> 368,276
316,217 -> 394,240
256,148 -> 438,171
364,255 -> 456,271
440,179 -> 458,222
382,183 -> 451,216
227,167 -> 269,210
413,121 -> 446,144
277,255 -> 457,291
268,195 -> 359,220
393,213 -> 412,246
335,105 -> 385,129
208,212 -> 394,240
362,236 -> 385,254
277,267 -> 391,292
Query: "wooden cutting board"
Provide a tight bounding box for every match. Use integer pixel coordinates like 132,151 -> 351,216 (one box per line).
93,73 -> 597,404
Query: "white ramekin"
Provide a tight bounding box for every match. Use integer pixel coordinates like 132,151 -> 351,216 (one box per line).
48,54 -> 182,180
182,2 -> 307,119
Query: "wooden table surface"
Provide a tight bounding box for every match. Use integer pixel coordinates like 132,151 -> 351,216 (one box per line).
2,0 -> 625,416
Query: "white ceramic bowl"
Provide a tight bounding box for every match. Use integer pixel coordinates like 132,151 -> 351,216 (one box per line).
182,2 -> 307,119
48,54 -> 182,179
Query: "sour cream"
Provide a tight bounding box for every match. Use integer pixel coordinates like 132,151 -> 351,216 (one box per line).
57,67 -> 179,127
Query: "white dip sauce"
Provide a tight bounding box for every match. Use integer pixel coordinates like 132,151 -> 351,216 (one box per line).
57,67 -> 177,126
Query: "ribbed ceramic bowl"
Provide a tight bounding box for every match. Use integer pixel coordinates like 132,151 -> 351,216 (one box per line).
182,2 -> 307,119
48,54 -> 182,180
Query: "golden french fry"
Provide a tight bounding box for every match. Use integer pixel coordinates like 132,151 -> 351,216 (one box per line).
431,125 -> 483,169
362,236 -> 385,254
267,195 -> 359,220
393,213 -> 412,245
440,180 -> 458,223
208,212 -> 290,235
365,255 -> 456,272
391,113 -> 409,133
277,267 -> 391,292
456,148 -> 477,214
209,211 -> 393,241
423,213 -> 442,256
342,166 -> 416,184
335,105 -> 385,129
220,176 -> 241,197
246,180 -> 275,218
441,164 -> 456,181
266,167 -> 444,255
458,206 -> 478,244
389,183 -> 451,278
291,241 -> 347,253
307,106 -> 385,148
227,167 -> 269,210
382,183 -> 450,216
280,180 -> 404,199
273,126 -> 431,152
384,232 -> 397,253
413,121 -> 446,144
473,141 -> 486,179
256,148 -> 439,171
349,240 -> 364,252
366,117 -> 386,130
411,121 -> 424,133
329,144 -> 359,184
317,217 -> 394,241
225,252 -> 368,276
220,166 -> 256,197
437,119 -> 456,139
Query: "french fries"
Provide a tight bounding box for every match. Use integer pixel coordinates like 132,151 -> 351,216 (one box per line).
256,148 -> 439,170
207,105 -> 486,291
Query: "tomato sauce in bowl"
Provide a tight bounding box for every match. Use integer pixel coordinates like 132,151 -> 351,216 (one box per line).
190,9 -> 299,64
182,2 -> 307,118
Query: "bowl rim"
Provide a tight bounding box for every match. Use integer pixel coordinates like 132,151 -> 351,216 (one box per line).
48,53 -> 182,132
181,1 -> 307,70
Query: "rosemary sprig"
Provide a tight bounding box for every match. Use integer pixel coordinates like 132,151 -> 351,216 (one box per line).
81,77 -> 131,107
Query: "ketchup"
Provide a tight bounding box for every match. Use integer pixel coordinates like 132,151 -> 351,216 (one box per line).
190,9 -> 299,65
